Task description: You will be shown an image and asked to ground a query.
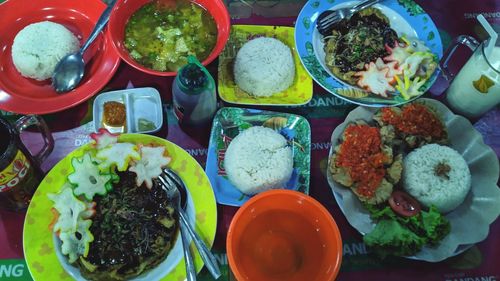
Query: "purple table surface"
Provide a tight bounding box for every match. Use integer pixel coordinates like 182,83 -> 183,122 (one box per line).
1,1 -> 499,280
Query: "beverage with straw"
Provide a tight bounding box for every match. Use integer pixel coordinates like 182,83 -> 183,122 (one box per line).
441,15 -> 500,118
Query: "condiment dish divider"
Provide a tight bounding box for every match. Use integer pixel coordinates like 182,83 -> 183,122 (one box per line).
93,87 -> 163,134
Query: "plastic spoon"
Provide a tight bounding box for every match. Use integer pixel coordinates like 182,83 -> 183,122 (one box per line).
51,0 -> 116,93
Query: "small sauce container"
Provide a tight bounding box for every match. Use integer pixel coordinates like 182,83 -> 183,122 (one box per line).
93,87 -> 163,134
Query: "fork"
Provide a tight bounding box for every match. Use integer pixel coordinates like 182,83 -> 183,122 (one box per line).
316,0 -> 381,36
158,169 -> 222,280
157,172 -> 197,281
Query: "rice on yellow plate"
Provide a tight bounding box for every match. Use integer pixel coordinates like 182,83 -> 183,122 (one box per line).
218,25 -> 313,106
234,37 -> 295,97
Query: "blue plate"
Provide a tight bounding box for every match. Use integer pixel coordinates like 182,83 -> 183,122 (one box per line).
205,107 -> 311,206
295,0 -> 443,106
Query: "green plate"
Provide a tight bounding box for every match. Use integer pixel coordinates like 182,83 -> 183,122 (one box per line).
206,107 -> 311,206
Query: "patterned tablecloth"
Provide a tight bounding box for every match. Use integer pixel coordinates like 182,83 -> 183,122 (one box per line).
1,0 -> 500,280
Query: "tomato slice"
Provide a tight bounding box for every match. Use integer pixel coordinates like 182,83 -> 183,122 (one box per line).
388,191 -> 421,217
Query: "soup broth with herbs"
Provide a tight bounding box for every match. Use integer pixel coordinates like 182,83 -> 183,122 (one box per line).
124,0 -> 217,72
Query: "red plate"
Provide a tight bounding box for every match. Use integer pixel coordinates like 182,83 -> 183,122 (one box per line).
0,0 -> 121,115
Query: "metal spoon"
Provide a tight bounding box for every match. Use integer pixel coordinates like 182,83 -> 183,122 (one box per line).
51,0 -> 116,93
160,168 -> 222,280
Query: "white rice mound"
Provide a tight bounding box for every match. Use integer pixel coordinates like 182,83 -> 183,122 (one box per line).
11,21 -> 80,81
224,126 -> 294,195
403,144 -> 471,213
234,37 -> 295,97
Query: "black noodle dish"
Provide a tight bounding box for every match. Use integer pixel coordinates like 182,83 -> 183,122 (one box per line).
77,171 -> 178,280
324,8 -> 398,85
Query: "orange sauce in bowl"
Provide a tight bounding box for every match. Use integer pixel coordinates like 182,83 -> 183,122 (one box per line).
102,101 -> 127,133
235,210 -> 326,281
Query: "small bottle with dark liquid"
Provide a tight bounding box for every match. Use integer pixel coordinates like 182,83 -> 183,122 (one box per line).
172,56 -> 217,127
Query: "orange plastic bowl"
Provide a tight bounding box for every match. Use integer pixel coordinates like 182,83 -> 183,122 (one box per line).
107,0 -> 230,76
227,190 -> 342,281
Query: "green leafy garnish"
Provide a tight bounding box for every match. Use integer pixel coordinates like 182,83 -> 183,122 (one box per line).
364,219 -> 426,257
420,206 -> 451,246
363,204 -> 450,257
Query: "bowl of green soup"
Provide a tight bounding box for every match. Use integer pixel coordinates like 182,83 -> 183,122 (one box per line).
108,0 -> 230,76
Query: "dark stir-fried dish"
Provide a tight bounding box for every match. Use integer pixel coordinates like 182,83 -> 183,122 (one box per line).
78,171 -> 177,280
324,8 -> 397,84
323,8 -> 438,99
48,130 -> 175,280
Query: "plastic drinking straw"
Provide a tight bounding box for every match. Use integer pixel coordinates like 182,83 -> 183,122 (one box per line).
477,14 -> 497,58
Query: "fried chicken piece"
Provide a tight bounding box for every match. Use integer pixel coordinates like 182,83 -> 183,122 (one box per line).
386,154 -> 403,184
329,153 -> 353,187
352,178 -> 393,205
379,125 -> 396,144
381,144 -> 393,165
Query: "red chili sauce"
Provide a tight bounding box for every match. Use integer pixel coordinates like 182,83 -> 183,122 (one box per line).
380,104 -> 445,139
335,124 -> 386,198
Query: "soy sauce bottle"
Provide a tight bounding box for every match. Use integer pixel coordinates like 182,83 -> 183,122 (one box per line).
172,56 -> 216,126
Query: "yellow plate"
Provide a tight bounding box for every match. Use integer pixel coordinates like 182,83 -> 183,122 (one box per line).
218,25 -> 313,106
23,134 -> 217,280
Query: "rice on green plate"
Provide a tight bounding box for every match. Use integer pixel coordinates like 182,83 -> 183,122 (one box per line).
224,126 -> 294,195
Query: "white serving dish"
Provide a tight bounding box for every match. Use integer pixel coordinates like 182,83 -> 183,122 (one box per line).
93,87 -> 163,134
326,98 -> 500,262
54,188 -> 196,281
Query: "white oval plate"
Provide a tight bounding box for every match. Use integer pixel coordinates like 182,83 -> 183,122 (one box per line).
326,98 -> 500,262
